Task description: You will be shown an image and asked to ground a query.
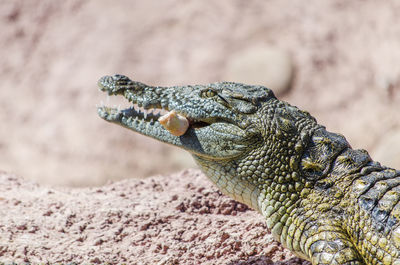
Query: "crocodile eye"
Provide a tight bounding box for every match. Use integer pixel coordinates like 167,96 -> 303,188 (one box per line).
201,89 -> 217,98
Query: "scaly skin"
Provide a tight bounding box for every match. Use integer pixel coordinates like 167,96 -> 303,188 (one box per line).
98,74 -> 400,265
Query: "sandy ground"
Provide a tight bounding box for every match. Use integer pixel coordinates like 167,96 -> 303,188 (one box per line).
1,0 -> 400,264
0,169 -> 310,265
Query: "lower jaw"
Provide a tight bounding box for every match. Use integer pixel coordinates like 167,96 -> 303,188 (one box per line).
99,106 -> 245,159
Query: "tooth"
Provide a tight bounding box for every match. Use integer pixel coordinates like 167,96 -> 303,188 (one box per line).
143,109 -> 148,119
158,110 -> 189,136
160,109 -> 169,116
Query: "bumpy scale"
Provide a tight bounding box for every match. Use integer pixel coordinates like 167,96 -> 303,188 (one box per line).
98,74 -> 400,265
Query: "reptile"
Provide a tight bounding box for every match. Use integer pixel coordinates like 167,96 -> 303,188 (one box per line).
97,74 -> 400,265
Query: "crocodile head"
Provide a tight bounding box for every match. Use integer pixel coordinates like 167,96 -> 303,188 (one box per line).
98,74 -> 277,160
98,74 -> 319,207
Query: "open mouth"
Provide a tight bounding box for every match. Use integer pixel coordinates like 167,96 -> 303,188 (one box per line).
98,104 -> 211,135
97,75 -> 212,137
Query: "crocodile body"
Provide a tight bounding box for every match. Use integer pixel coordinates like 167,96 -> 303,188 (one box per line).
98,74 -> 400,265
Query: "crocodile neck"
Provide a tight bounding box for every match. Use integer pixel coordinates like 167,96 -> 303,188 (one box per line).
193,123 -> 323,232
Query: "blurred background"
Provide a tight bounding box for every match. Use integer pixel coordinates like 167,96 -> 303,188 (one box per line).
1,0 -> 399,187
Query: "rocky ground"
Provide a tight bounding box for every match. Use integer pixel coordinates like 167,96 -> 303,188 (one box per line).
1,0 -> 400,264
0,170 -> 310,265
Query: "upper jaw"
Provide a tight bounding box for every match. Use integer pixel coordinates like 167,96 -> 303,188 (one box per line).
98,74 -> 145,95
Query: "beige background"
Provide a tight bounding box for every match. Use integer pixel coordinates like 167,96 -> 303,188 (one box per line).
1,0 -> 400,187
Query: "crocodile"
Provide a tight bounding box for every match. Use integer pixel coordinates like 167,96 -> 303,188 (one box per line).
97,74 -> 400,265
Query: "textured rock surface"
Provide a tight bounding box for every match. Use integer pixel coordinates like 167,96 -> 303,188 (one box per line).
0,170 -> 309,265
